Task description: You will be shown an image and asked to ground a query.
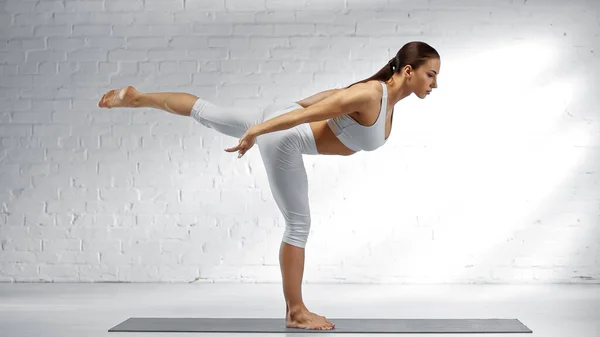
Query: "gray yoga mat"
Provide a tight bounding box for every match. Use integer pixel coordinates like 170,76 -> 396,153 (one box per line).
109,317 -> 533,333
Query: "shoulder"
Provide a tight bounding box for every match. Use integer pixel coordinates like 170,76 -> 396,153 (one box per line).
342,81 -> 382,103
338,81 -> 383,112
363,80 -> 385,94
345,80 -> 384,99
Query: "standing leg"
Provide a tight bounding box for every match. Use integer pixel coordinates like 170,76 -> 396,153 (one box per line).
256,129 -> 333,331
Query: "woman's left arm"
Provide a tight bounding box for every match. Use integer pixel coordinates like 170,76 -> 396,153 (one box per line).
226,84 -> 372,158
250,108 -> 305,137
252,83 -> 372,137
224,109 -> 306,158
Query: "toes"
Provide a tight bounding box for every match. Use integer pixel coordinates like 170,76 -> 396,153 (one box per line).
102,91 -> 112,108
105,90 -> 115,108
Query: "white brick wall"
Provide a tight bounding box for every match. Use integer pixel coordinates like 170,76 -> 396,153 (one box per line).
1,0 -> 599,284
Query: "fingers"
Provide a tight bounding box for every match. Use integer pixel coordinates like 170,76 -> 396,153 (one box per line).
225,138 -> 255,158
236,147 -> 247,158
224,145 -> 246,158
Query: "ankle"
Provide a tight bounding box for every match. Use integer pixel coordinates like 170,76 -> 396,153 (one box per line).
288,305 -> 308,315
130,93 -> 142,108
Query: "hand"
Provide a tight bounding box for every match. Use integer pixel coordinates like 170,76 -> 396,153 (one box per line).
224,127 -> 259,158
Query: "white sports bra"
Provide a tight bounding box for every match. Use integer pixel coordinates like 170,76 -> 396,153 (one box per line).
326,81 -> 390,152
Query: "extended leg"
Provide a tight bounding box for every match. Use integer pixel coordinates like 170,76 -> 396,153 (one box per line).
98,86 -> 199,117
135,91 -> 199,117
98,86 -> 265,139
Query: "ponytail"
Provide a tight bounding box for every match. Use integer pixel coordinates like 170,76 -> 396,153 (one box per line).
343,41 -> 439,89
344,57 -> 397,89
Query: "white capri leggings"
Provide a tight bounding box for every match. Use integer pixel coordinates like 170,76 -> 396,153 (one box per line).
190,98 -> 319,249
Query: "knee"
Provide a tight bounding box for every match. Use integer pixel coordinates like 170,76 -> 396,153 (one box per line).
189,98 -> 214,127
282,220 -> 311,249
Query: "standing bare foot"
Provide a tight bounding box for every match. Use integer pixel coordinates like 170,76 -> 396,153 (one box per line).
286,308 -> 335,330
98,86 -> 139,109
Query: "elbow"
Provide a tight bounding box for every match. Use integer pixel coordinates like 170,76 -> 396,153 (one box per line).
297,111 -> 326,125
294,108 -> 312,125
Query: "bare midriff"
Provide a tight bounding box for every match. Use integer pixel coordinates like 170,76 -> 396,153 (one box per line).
308,120 -> 356,156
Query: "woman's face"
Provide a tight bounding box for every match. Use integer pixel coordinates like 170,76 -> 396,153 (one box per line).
410,58 -> 440,99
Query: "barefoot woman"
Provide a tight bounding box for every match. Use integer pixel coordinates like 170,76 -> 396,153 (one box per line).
98,41 -> 440,331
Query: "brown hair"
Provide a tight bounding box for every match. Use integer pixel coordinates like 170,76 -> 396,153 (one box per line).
345,41 -> 440,89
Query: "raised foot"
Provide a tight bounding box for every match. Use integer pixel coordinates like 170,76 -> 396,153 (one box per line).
98,86 -> 139,109
286,309 -> 335,330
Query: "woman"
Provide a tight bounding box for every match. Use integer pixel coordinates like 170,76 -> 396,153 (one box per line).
98,41 -> 440,331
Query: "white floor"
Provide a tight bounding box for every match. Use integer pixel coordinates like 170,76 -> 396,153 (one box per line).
0,283 -> 598,336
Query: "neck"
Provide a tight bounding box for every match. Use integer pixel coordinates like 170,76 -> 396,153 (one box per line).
384,76 -> 412,105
